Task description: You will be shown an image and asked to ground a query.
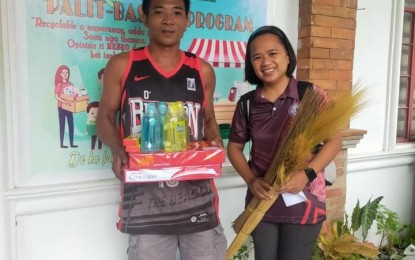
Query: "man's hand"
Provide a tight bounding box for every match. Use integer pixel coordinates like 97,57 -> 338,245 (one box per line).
111,146 -> 128,180
209,137 -> 224,149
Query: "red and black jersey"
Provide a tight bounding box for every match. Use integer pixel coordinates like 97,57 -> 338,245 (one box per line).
116,47 -> 220,235
120,46 -> 205,142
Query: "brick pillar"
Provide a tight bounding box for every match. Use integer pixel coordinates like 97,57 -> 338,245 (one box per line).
297,0 -> 358,221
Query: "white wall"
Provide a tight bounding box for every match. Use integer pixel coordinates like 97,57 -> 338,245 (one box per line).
348,0 -> 415,244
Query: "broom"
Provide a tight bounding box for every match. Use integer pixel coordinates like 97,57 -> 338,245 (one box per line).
226,87 -> 366,260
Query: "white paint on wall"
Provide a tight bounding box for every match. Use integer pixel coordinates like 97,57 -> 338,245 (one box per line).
351,0 -> 396,155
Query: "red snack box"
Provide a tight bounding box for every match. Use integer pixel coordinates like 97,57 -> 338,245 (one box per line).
124,164 -> 222,183
128,146 -> 225,170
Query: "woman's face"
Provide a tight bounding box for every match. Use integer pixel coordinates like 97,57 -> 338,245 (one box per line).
60,69 -> 69,81
249,33 -> 290,86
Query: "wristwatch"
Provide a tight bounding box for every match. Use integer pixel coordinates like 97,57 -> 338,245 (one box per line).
304,168 -> 317,182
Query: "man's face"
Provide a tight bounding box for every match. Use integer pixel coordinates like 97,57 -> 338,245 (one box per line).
144,0 -> 189,48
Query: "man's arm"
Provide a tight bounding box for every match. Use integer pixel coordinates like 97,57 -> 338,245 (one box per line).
96,52 -> 129,180
200,59 -> 223,148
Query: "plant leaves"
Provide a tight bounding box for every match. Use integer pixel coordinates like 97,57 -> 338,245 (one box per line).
350,199 -> 361,234
361,196 -> 383,241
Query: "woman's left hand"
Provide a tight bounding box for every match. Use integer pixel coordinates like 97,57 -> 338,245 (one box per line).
277,170 -> 309,194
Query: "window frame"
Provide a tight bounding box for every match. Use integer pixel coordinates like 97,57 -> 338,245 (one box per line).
398,5 -> 415,142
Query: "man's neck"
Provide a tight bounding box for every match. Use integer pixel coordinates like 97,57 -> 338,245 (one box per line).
147,44 -> 182,72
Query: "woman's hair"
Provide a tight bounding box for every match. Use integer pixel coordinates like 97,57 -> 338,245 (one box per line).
55,65 -> 70,86
244,25 -> 297,85
141,0 -> 190,17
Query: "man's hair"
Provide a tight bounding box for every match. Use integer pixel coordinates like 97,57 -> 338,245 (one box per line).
244,25 -> 297,86
141,0 -> 190,17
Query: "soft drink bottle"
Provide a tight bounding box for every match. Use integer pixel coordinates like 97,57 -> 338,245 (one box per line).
141,102 -> 161,153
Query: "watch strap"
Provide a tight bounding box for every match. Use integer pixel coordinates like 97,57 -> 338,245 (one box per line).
304,168 -> 317,182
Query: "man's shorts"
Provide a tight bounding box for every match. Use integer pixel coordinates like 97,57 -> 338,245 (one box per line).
127,225 -> 227,260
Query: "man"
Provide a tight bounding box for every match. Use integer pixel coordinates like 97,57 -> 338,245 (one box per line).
96,0 -> 227,259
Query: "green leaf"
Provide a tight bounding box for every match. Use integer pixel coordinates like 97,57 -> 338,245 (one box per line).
351,199 -> 362,234
361,196 -> 383,241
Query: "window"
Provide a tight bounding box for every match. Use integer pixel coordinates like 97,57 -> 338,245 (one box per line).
398,2 -> 415,142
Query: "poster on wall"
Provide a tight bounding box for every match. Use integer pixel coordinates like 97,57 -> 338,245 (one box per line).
16,0 -> 266,185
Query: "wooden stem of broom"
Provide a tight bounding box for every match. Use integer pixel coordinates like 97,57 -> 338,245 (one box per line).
226,194 -> 279,260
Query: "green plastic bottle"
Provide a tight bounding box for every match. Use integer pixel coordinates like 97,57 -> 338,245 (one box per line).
175,101 -> 189,151
163,101 -> 188,152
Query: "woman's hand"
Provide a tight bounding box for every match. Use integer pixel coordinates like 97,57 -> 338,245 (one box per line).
248,177 -> 276,200
277,170 -> 309,194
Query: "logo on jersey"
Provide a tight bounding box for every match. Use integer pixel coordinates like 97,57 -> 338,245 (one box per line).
143,90 -> 151,99
288,102 -> 299,117
187,78 -> 196,91
134,75 -> 150,82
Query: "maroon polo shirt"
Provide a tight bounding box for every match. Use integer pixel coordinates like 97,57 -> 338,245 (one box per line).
229,77 -> 326,225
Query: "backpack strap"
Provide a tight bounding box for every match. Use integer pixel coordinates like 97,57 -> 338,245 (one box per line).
239,90 -> 255,125
297,80 -> 313,100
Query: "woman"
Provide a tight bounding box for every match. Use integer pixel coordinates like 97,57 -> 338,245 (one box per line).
227,25 -> 342,260
54,65 -> 77,148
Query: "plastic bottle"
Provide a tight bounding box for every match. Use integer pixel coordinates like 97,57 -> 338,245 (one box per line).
141,102 -> 161,153
175,101 -> 189,150
163,102 -> 176,152
158,101 -> 168,150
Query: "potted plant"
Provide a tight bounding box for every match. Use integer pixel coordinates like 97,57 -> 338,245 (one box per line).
313,196 -> 383,259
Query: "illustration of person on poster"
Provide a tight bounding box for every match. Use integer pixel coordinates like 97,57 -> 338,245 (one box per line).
54,65 -> 79,149
85,101 -> 102,150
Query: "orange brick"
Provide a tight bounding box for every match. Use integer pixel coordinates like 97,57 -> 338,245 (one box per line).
337,80 -> 353,90
332,6 -> 355,19
327,196 -> 346,208
314,15 -> 356,30
312,0 -> 341,6
299,12 -> 313,27
312,79 -> 338,90
311,26 -> 332,37
330,49 -> 354,60
338,60 -> 353,70
309,69 -> 330,80
310,48 -> 330,59
341,0 -> 357,9
312,59 -> 338,69
329,70 -> 353,80
297,59 -> 312,69
312,37 -> 353,50
326,187 -> 346,198
297,48 -> 310,59
312,4 -> 333,16
332,28 -> 356,40
299,37 -> 312,49
299,26 -> 312,38
296,69 -> 310,80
